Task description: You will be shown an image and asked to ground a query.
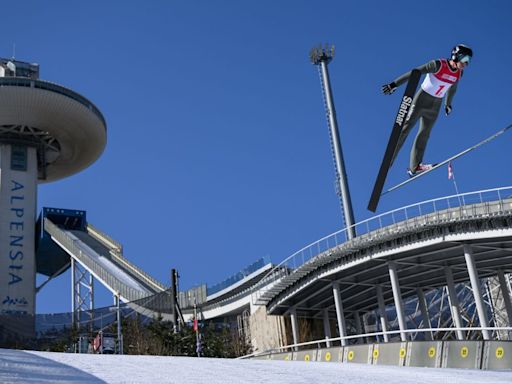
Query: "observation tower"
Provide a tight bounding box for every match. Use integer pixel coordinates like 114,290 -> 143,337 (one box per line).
0,58 -> 106,318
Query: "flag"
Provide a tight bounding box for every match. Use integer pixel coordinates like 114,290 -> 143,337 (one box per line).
193,318 -> 198,332
6,61 -> 16,72
448,162 -> 454,180
93,333 -> 102,352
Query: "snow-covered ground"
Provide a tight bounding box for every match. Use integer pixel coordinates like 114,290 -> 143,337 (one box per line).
1,349 -> 511,384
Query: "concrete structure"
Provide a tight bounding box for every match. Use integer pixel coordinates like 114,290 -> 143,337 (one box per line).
0,58 -> 106,320
251,188 -> 512,357
249,306 -> 288,352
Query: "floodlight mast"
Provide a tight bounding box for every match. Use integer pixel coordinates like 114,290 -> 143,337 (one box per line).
310,45 -> 356,240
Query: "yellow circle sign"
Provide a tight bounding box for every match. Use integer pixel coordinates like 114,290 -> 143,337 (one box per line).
348,351 -> 355,361
373,349 -> 379,359
460,346 -> 469,359
399,348 -> 406,358
496,347 -> 505,359
428,347 -> 436,358
325,352 -> 331,362
304,354 -> 310,362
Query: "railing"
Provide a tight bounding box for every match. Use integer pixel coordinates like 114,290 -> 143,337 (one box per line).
190,271 -> 271,313
177,261 -> 276,311
207,257 -> 269,296
240,326 -> 512,359
86,223 -> 167,293
251,186 -> 512,303
87,223 -> 123,253
0,77 -> 106,128
44,219 -> 147,302
108,249 -> 167,293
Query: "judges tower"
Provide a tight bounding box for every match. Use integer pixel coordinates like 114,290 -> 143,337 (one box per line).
0,58 -> 106,318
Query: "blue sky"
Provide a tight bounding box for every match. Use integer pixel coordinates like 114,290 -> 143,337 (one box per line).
4,1 -> 511,313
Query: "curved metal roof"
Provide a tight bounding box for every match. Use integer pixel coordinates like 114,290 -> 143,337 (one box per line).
263,195 -> 512,318
0,78 -> 106,182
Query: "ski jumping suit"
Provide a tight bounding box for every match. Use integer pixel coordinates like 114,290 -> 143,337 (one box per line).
391,59 -> 463,170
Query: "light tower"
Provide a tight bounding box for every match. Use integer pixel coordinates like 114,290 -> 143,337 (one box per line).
310,45 -> 356,239
0,58 -> 106,325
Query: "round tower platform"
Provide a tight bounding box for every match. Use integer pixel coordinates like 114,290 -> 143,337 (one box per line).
0,77 -> 106,182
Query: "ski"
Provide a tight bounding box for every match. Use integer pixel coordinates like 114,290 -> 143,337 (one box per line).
367,69 -> 421,212
383,123 -> 512,195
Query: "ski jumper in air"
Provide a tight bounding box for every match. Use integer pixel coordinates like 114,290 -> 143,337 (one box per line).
381,44 -> 473,176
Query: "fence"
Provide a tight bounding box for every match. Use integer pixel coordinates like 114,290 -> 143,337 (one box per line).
252,186 -> 512,304
0,287 -> 176,351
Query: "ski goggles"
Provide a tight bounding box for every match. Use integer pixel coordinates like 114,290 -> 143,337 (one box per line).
459,55 -> 471,64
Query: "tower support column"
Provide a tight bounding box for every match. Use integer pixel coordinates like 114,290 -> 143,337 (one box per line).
353,311 -> 364,344
0,144 -> 37,319
417,288 -> 433,340
332,282 -> 348,346
445,266 -> 465,340
388,262 -> 407,341
71,260 -> 94,329
290,308 -> 299,349
323,309 -> 332,347
463,244 -> 490,340
71,258 -> 75,328
114,293 -> 123,354
376,285 -> 389,342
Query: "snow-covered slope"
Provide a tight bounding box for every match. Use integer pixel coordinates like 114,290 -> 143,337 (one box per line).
0,349 -> 511,384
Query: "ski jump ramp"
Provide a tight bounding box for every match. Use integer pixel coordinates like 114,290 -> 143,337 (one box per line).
44,219 -> 164,301
40,211 -> 175,320
38,208 -> 272,322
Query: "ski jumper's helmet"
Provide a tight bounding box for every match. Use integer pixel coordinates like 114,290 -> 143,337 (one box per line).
451,44 -> 473,64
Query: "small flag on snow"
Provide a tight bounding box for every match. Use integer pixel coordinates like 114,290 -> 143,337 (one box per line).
448,162 -> 454,180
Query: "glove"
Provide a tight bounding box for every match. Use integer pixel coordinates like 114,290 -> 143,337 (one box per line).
382,82 -> 397,95
445,105 -> 452,115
